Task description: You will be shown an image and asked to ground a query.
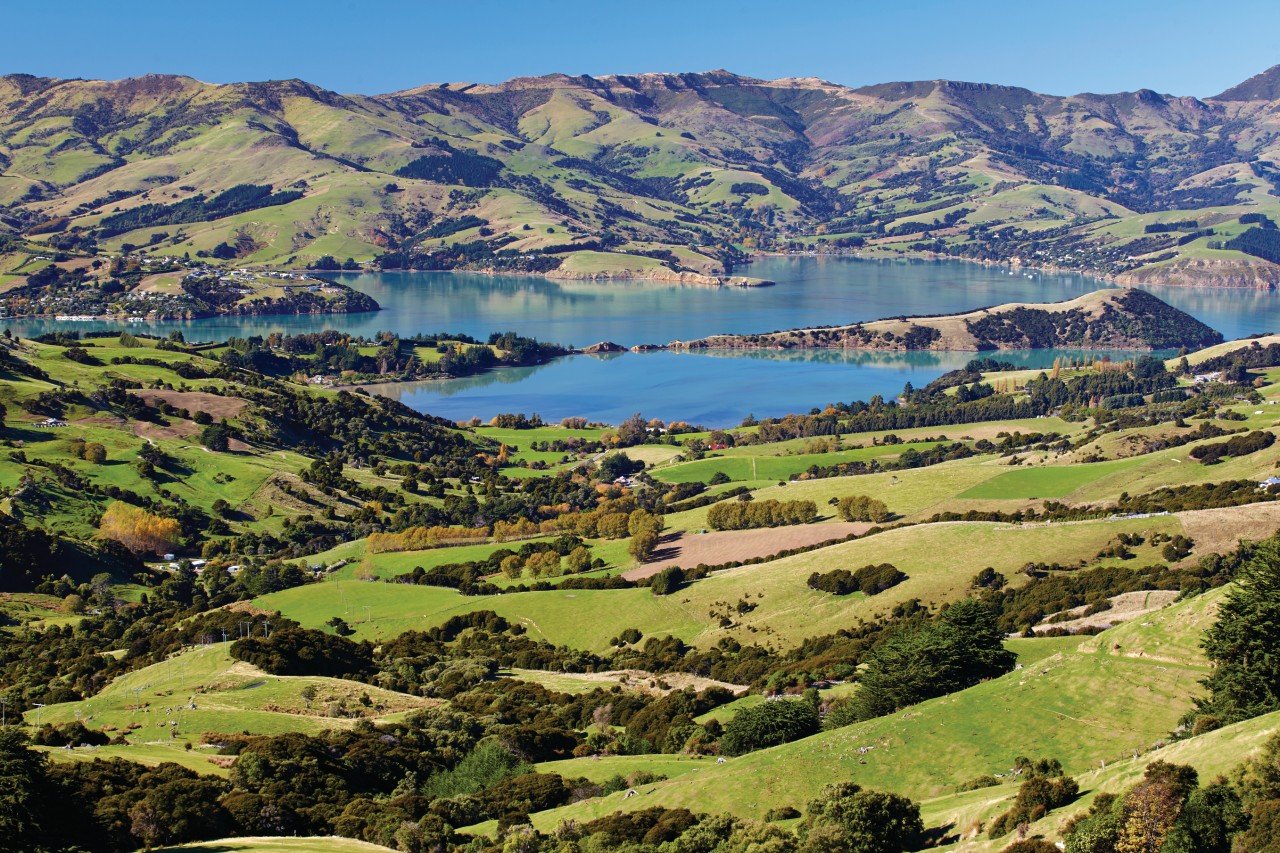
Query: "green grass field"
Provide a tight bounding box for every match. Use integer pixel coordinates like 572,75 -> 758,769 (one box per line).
958,457 -> 1145,500
525,590 -> 1219,829
651,440 -> 952,485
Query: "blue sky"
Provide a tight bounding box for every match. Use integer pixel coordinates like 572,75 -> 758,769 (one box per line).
5,0 -> 1279,97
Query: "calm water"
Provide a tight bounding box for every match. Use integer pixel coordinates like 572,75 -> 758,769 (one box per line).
370,347 -> 1162,426
8,257 -> 1280,425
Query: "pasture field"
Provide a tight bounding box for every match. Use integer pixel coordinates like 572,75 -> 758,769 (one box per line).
527,590 -> 1215,828
958,457 -> 1145,499
29,644 -> 435,751
258,514 -> 1196,651
651,440 -> 953,485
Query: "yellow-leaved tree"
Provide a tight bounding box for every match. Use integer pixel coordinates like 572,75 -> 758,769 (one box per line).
98,501 -> 181,555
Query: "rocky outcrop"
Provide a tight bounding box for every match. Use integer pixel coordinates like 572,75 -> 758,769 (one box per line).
581,341 -> 625,354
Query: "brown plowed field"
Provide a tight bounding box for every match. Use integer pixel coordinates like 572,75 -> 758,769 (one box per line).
623,521 -> 870,580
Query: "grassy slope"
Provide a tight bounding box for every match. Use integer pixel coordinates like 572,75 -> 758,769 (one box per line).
525,591 -> 1225,833
30,644 -> 435,767
258,514 -> 1185,652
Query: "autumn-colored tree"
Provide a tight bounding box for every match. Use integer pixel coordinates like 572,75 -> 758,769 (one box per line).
1116,778 -> 1184,852
98,501 -> 180,555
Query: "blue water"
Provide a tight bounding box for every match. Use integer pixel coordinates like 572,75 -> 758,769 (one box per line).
8,257 -> 1280,426
371,347 -> 1159,426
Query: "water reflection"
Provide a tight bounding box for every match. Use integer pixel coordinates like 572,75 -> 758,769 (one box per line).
368,347 -> 1158,427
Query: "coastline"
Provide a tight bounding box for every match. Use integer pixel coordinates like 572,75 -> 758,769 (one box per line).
743,248 -> 1280,291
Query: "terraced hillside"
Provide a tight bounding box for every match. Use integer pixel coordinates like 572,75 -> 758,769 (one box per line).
9,66 -> 1280,287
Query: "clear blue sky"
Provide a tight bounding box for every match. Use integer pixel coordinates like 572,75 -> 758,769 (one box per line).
5,0 -> 1279,97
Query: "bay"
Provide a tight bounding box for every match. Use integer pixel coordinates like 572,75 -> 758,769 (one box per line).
7,257 -> 1280,426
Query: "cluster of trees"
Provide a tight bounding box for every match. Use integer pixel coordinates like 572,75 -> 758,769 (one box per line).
1223,225 -> 1280,265
720,698 -> 820,756
835,494 -> 893,522
219,329 -> 569,382
988,758 -> 1079,838
826,599 -> 1015,724
707,498 -> 819,530
1190,429 -> 1275,465
807,563 -> 906,596
1062,760 -> 1250,852
97,501 -> 181,555
96,183 -> 303,238
1192,538 -> 1280,728
395,149 -> 504,187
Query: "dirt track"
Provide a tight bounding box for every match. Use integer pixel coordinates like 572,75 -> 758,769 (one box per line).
623,521 -> 869,580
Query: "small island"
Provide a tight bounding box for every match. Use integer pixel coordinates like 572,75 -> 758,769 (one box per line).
663,289 -> 1223,353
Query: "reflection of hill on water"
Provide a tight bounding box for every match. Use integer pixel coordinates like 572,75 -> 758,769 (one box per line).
363,361 -> 554,401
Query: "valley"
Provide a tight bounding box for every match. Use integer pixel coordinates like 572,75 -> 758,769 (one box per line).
9,23 -> 1280,852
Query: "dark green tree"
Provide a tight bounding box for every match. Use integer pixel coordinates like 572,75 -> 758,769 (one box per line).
799,782 -> 922,853
1197,538 -> 1280,724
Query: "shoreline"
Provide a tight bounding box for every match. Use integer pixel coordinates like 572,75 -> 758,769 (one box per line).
743,248 -> 1280,291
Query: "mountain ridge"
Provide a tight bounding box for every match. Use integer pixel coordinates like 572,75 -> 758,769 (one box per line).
5,64 -> 1280,289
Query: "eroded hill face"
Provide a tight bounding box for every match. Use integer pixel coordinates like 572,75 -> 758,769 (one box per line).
6,67 -> 1280,283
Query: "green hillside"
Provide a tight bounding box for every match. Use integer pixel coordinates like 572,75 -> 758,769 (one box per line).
7,66 -> 1280,290
4,326 -> 1280,851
